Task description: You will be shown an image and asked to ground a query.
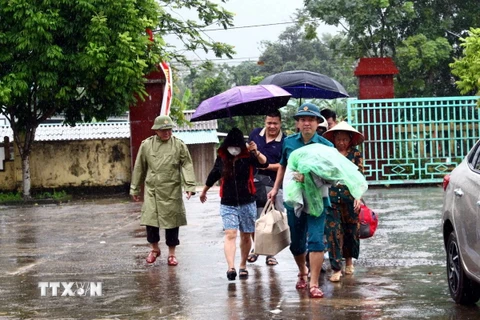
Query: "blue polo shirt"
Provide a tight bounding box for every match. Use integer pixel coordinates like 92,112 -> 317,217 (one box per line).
249,127 -> 285,182
279,132 -> 334,167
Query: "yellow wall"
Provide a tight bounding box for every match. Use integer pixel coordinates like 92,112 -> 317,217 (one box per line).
0,139 -> 131,191
0,160 -> 16,190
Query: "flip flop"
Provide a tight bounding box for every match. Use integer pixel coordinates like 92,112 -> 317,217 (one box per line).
239,268 -> 249,279
247,250 -> 258,263
265,256 -> 278,266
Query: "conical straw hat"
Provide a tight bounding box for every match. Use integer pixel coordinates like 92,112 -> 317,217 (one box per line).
322,121 -> 365,146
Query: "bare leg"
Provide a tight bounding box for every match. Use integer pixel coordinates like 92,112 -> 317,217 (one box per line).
224,229 -> 237,269
239,232 -> 252,269
151,242 -> 160,253
345,257 -> 353,266
344,257 -> 355,275
309,251 -> 324,288
294,252 -> 309,282
168,246 -> 175,257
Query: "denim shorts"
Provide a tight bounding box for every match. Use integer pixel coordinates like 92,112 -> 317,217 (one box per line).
220,202 -> 256,233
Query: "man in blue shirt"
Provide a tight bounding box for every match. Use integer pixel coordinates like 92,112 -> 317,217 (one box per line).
268,102 -> 333,299
248,110 -> 285,266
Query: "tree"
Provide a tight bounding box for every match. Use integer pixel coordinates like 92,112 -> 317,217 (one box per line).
450,28 -> 480,106
0,0 -> 234,199
258,26 -> 357,96
230,61 -> 262,86
255,25 -> 355,130
302,0 -> 480,97
395,35 -> 452,97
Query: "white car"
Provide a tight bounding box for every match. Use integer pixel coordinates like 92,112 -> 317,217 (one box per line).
442,141 -> 480,305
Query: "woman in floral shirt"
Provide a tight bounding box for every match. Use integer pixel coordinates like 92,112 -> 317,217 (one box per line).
323,121 -> 365,282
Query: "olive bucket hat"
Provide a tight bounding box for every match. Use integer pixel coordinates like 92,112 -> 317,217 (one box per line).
293,102 -> 322,120
151,115 -> 174,130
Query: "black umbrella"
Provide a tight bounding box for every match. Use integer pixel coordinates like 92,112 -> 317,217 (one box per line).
259,70 -> 349,99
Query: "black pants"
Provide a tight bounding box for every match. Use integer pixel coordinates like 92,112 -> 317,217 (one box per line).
146,226 -> 180,247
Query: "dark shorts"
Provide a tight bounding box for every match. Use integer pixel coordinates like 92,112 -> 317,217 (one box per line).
286,205 -> 326,256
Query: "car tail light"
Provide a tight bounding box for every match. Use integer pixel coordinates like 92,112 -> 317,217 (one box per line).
443,174 -> 450,191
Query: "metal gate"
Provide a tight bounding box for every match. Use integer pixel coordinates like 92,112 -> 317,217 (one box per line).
347,96 -> 480,185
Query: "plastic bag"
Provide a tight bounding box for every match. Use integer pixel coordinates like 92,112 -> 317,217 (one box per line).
284,143 -> 368,217
359,203 -> 378,239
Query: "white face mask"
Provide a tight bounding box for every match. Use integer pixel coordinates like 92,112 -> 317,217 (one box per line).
227,146 -> 241,156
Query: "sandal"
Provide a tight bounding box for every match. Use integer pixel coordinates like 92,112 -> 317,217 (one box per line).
309,285 -> 324,299
296,272 -> 308,289
247,249 -> 259,263
345,265 -> 355,275
146,250 -> 160,264
167,255 -> 178,266
329,271 -> 343,282
265,256 -> 278,266
226,268 -> 237,281
239,268 -> 249,279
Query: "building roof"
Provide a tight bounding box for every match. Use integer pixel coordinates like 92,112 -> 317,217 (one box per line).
0,110 -> 219,145
354,57 -> 399,76
174,130 -> 218,144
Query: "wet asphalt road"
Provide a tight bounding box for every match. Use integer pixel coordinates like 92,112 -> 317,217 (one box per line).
0,186 -> 479,319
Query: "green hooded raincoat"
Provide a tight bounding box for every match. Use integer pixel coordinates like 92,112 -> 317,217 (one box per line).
130,135 -> 196,228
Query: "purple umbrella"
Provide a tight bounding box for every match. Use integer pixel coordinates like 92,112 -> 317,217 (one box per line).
190,85 -> 291,122
259,70 -> 349,99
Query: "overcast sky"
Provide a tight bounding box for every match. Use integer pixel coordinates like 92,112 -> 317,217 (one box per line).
163,0 -> 339,65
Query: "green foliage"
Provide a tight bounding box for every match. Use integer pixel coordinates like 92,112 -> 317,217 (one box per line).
0,190 -> 71,202
450,28 -> 480,103
0,192 -> 22,202
303,0 -> 480,97
170,85 -> 192,126
0,0 -> 235,198
159,0 -> 235,65
303,0 -> 416,58
35,190 -> 71,201
230,61 -> 262,86
258,26 -> 357,97
396,35 -> 452,96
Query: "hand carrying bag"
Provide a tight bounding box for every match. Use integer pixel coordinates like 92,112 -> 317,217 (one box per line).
254,174 -> 269,208
254,199 -> 291,256
359,202 -> 378,239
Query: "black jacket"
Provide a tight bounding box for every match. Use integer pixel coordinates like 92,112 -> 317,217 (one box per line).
205,148 -> 269,206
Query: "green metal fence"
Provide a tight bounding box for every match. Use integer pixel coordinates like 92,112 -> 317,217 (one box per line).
347,96 -> 480,185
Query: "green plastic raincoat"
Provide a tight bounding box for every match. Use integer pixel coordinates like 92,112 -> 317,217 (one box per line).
130,135 -> 196,228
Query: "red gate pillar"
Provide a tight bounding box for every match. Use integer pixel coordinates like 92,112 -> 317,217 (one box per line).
129,67 -> 166,170
354,57 -> 399,182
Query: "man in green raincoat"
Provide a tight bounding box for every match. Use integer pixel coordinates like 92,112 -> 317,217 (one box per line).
130,115 -> 196,266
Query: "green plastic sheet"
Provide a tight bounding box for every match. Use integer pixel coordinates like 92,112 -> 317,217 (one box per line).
284,143 -> 368,217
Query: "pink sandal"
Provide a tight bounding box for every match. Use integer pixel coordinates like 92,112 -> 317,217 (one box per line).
146,250 -> 160,264
309,286 -> 324,298
167,255 -> 178,266
296,273 -> 308,289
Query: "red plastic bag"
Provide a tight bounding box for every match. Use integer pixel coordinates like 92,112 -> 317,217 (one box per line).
359,203 -> 378,239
